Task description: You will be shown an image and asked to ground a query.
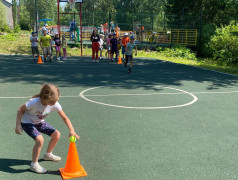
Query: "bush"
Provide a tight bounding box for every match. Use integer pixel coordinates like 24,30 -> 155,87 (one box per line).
156,45 -> 196,60
1,24 -> 11,33
0,33 -> 19,41
200,23 -> 216,57
13,24 -> 21,33
206,22 -> 238,64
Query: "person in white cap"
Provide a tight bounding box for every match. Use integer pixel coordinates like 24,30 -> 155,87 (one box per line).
121,32 -> 130,60
41,24 -> 48,35
110,22 -> 115,33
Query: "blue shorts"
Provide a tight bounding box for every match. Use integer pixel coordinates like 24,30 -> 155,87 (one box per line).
111,48 -> 118,54
125,55 -> 133,63
21,121 -> 56,140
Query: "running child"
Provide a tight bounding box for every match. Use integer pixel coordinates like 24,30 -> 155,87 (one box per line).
30,32 -> 39,62
54,32 -> 61,60
124,36 -> 137,73
62,35 -> 67,60
15,83 -> 80,174
110,33 -> 118,61
121,33 -> 130,60
99,34 -> 104,60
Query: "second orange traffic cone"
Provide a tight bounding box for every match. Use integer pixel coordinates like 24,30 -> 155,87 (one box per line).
37,55 -> 43,64
117,56 -> 123,64
59,142 -> 87,179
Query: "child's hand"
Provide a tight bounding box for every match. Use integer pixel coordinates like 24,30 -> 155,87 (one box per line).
68,131 -> 80,140
15,125 -> 23,135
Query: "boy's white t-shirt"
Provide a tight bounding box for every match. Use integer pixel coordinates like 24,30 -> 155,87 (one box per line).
21,97 -> 62,124
99,39 -> 104,46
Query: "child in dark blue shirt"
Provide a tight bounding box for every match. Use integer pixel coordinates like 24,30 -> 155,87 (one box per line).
110,33 -> 118,61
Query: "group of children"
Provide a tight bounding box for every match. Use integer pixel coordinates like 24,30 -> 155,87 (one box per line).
100,32 -> 137,73
30,30 -> 68,62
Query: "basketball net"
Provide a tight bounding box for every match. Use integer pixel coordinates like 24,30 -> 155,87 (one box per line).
68,0 -> 75,9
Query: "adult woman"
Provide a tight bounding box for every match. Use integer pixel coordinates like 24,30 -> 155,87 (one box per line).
90,29 -> 100,62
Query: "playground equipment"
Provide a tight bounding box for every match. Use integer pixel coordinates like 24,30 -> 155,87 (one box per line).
38,18 -> 52,26
141,29 -> 197,46
57,0 -> 83,56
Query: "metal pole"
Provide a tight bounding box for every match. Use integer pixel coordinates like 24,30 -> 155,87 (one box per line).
109,11 -> 111,32
198,0 -> 203,56
182,8 -> 184,29
35,0 -> 38,35
57,0 -> 60,36
80,3 -> 82,56
74,11 -> 76,41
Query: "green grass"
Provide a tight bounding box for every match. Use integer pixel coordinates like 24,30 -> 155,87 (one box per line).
0,31 -> 238,76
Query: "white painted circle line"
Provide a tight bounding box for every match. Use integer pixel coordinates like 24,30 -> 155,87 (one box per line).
79,86 -> 198,109
84,91 -> 238,97
0,90 -> 237,99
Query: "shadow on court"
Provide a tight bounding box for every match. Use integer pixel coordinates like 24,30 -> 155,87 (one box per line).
0,158 -> 60,176
0,158 -> 31,174
0,55 -> 237,91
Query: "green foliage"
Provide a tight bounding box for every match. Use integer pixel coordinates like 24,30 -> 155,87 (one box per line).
13,24 -> 21,33
0,33 -> 19,41
206,22 -> 238,64
12,0 -> 18,27
19,2 -> 31,30
156,46 -> 196,60
200,23 -> 216,57
0,1 -> 7,31
1,24 -> 11,33
19,0 -> 57,30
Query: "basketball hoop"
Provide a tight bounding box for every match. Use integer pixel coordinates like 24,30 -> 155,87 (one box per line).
68,0 -> 75,9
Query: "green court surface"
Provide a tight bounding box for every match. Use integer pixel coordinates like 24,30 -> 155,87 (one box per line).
0,55 -> 238,180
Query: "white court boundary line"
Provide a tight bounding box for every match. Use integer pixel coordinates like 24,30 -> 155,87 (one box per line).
0,90 -> 237,100
84,90 -> 238,97
79,85 -> 198,109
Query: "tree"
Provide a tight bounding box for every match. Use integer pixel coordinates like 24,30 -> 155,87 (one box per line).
12,0 -> 18,27
18,0 -> 58,30
0,1 -> 6,30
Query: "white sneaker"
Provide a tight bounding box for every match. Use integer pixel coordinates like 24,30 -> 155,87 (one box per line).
30,162 -> 47,174
96,60 -> 99,63
43,153 -> 61,162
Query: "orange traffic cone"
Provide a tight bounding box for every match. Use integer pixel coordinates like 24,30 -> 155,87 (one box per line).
117,56 -> 123,64
59,142 -> 87,179
37,55 -> 43,64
